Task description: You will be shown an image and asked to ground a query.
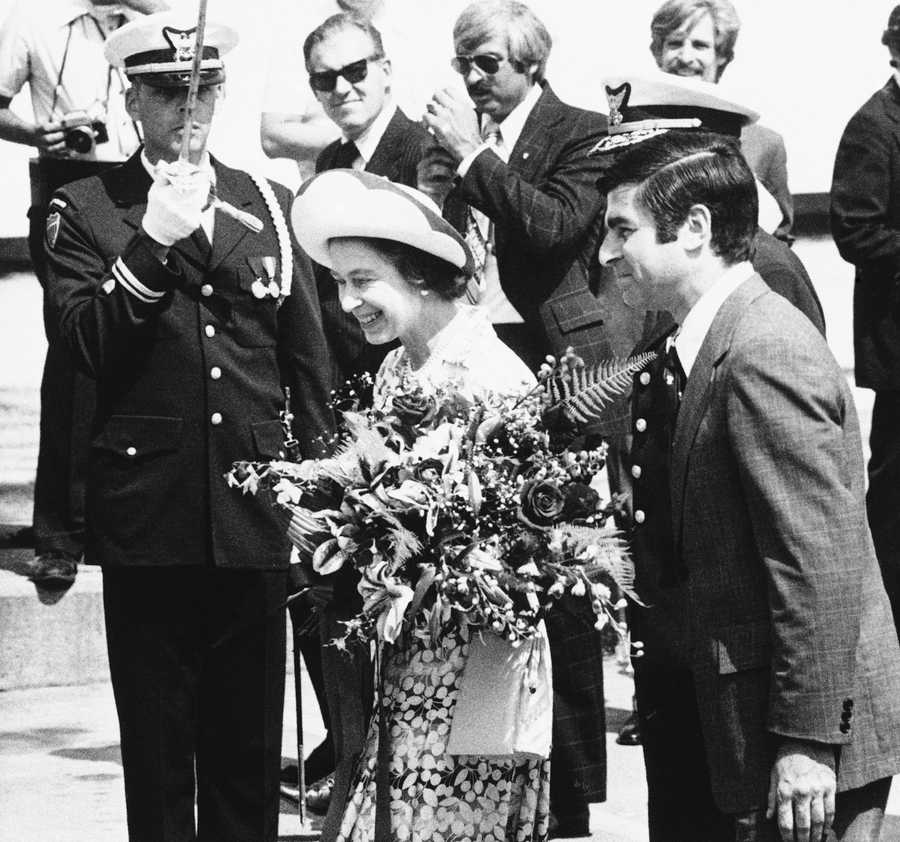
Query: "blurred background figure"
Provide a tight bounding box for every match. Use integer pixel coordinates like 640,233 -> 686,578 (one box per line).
649,0 -> 794,242
831,4 -> 900,645
0,0 -> 167,595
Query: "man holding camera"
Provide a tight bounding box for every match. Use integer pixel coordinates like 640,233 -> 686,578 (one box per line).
0,0 -> 165,593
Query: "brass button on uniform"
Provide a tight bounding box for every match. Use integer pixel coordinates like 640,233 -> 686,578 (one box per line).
205,324 -> 216,338
635,418 -> 647,433
210,366 -> 222,380
126,446 -> 137,457
211,412 -> 223,425
639,372 -> 651,386
200,283 -> 213,297
634,510 -> 646,524
631,464 -> 642,479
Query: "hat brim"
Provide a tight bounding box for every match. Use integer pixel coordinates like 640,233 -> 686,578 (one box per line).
132,68 -> 226,88
291,169 -> 474,276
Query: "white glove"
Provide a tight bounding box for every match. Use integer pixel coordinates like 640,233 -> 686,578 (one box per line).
141,160 -> 211,247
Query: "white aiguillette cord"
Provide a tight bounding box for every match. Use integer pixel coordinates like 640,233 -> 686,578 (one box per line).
164,0 -> 263,234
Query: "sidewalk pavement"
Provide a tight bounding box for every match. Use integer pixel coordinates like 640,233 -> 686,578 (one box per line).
0,636 -> 647,842
4,640 -> 898,842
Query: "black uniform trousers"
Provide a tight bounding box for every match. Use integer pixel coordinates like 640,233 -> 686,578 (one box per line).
102,566 -> 288,842
29,157 -> 117,557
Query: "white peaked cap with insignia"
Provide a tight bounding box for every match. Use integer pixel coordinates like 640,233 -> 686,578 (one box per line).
592,70 -> 759,154
291,169 -> 475,276
105,11 -> 238,87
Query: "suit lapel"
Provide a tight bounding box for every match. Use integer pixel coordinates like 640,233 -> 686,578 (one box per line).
365,107 -> 408,178
507,84 -> 563,179
208,160 -> 256,271
670,275 -> 769,547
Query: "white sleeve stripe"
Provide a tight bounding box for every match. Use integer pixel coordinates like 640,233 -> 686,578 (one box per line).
48,197 -> 68,210
112,257 -> 166,303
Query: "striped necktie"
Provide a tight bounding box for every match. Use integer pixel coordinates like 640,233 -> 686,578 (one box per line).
463,124 -> 503,304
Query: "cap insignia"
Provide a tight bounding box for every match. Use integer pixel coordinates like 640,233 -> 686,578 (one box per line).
162,26 -> 197,63
606,82 -> 631,127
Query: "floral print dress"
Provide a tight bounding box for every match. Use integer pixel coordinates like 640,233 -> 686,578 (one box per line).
335,306 -> 549,842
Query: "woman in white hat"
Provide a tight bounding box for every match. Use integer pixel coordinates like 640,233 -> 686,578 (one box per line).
291,169 -> 546,841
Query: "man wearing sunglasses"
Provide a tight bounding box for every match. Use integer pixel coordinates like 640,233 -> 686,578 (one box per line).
421,2 -> 609,838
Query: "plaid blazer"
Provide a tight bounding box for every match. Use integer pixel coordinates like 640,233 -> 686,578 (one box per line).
670,274 -> 900,812
448,82 -> 608,367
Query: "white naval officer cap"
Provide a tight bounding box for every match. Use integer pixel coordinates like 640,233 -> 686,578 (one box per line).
104,11 -> 238,88
591,70 -> 759,154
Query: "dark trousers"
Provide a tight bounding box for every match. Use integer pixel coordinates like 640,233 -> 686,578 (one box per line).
635,662 -> 892,841
28,157 -> 117,557
866,390 -> 900,640
545,595 -> 607,811
103,566 -> 288,842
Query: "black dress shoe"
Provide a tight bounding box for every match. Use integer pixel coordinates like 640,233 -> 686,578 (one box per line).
548,807 -> 590,838
28,553 -> 78,592
616,712 -> 642,746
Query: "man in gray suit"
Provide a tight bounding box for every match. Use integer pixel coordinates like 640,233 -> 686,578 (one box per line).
599,130 -> 900,841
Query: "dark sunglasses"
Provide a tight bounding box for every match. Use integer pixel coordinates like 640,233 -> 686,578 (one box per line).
450,53 -> 506,76
308,55 -> 382,93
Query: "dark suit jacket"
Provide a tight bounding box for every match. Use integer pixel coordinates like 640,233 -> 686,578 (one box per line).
447,82 -> 608,369
670,274 -> 900,812
45,152 -> 333,569
314,106 -> 432,382
831,78 -> 900,390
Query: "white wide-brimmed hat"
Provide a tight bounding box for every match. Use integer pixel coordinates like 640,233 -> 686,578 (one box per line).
291,169 -> 474,276
105,11 -> 238,88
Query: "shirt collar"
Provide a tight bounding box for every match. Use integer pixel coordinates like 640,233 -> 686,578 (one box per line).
673,261 -> 754,377
485,83 -> 541,151
347,101 -> 396,164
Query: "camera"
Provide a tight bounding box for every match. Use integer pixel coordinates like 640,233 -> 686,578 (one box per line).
59,110 -> 109,154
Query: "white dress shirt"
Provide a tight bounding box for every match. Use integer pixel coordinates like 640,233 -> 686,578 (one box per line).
674,261 -> 754,377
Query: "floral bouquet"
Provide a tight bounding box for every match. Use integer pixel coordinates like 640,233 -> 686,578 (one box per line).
227,350 -> 652,648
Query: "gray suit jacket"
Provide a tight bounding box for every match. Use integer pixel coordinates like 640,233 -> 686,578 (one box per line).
670,273 -> 900,812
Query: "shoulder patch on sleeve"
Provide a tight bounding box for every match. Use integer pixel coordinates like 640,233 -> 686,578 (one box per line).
45,212 -> 61,250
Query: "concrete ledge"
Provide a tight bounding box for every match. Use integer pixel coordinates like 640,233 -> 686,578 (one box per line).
0,561 -> 109,690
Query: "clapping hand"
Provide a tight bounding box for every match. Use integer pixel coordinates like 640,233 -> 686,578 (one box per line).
416,144 -> 458,209
421,87 -> 482,163
766,739 -> 836,842
142,159 -> 211,247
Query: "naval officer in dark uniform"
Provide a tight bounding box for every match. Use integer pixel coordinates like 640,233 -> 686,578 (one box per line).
43,11 -> 333,841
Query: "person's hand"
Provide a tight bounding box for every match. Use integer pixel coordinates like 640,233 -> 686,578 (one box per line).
416,144 -> 458,209
766,739 -> 836,842
141,159 -> 211,247
421,87 -> 482,163
33,118 -> 68,155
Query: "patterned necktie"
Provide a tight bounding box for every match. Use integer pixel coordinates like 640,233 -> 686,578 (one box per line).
462,124 -> 503,304
333,140 -> 360,170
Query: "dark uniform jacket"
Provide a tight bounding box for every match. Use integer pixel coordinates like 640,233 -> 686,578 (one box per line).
831,78 -> 900,390
45,152 -> 333,570
314,106 -> 432,382
445,82 -> 608,370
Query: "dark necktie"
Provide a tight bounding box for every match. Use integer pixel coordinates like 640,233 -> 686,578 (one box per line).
333,140 -> 360,170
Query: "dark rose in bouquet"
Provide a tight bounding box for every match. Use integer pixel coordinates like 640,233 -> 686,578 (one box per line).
391,391 -> 438,427
520,479 -> 566,526
562,482 -> 601,521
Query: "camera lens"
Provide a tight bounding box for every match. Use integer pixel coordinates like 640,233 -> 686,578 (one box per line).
64,126 -> 95,154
